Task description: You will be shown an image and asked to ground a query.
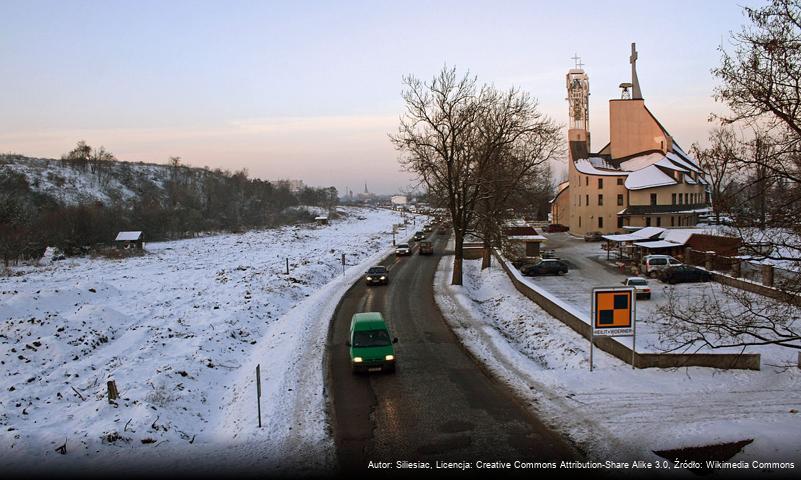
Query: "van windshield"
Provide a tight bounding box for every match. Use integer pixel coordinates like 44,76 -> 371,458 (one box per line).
353,329 -> 391,348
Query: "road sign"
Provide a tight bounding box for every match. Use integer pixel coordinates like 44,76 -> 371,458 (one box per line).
591,286 -> 635,336
589,286 -> 637,371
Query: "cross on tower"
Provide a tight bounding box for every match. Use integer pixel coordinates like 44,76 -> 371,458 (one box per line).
630,42 -> 642,99
571,53 -> 584,69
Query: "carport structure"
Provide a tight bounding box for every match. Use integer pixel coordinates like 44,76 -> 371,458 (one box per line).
601,227 -> 665,261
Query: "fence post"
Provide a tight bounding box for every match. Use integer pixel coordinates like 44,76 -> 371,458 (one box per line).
705,251 -> 712,271
685,247 -> 692,264
761,264 -> 774,287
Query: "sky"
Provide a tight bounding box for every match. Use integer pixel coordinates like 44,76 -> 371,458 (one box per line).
0,0 -> 762,194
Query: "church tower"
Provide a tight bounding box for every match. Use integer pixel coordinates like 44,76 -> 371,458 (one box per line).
566,55 -> 590,161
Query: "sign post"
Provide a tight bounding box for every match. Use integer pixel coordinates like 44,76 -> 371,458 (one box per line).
256,364 -> 262,428
590,287 -> 636,371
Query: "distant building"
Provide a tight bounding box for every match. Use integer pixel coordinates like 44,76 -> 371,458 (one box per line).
552,44 -> 711,235
391,195 -> 408,206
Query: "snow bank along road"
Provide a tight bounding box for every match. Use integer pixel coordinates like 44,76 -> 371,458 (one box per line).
0,207 -> 411,476
327,231 -> 580,473
436,256 -> 801,471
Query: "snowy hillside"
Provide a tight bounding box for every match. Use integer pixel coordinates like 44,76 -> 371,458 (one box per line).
0,154 -> 169,206
0,206 -> 415,475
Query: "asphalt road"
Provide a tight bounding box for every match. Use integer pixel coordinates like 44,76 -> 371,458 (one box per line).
326,231 -> 580,473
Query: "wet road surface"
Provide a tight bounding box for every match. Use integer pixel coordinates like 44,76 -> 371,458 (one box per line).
326,231 -> 581,473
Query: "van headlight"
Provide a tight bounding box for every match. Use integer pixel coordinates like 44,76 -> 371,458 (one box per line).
385,355 -> 394,361
353,357 -> 363,363
380,276 -> 386,280
366,276 -> 373,280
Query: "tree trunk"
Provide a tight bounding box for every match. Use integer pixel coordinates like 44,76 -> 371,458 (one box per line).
452,233 -> 464,285
481,241 -> 491,269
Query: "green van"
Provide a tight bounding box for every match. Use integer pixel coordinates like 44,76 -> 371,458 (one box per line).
347,312 -> 397,373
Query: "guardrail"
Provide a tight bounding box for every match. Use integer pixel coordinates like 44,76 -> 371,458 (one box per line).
493,250 -> 761,370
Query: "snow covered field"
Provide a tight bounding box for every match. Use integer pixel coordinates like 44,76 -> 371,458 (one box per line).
0,206 -> 414,475
524,234 -> 799,367
435,255 -> 801,470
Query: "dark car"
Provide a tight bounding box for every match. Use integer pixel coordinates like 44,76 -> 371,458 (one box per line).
365,266 -> 389,285
419,240 -> 433,255
413,231 -> 427,241
544,224 -> 569,233
423,223 -> 433,233
584,231 -> 603,242
520,259 -> 568,276
659,265 -> 712,284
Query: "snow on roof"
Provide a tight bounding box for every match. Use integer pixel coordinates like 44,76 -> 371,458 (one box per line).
633,240 -> 681,249
574,158 -> 628,176
314,216 -> 328,220
603,226 -> 665,242
659,228 -> 709,245
665,151 -> 702,173
624,165 -> 677,190
618,152 -> 664,172
115,231 -> 143,241
683,174 -> 697,185
656,157 -> 688,172
507,235 -> 547,242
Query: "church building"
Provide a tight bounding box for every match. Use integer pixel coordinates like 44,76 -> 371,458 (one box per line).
550,44 -> 711,235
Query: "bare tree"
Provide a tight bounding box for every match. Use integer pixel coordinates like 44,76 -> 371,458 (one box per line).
390,67 -> 482,285
656,286 -> 801,354
656,1 -> 801,355
691,127 -> 740,224
472,87 -> 561,268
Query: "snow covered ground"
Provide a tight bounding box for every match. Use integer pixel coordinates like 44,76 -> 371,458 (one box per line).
434,254 -> 801,470
0,206 -> 417,475
522,233 -> 799,367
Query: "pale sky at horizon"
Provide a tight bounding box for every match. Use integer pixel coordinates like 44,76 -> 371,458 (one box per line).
0,0 -> 761,194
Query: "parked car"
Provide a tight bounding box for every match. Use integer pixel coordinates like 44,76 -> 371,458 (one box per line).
413,231 -> 427,241
584,231 -> 603,242
544,223 -> 569,233
395,243 -> 411,256
347,312 -> 397,373
365,266 -> 389,286
659,265 -> 712,284
520,259 -> 568,276
641,255 -> 682,277
622,277 -> 651,299
419,240 -> 433,255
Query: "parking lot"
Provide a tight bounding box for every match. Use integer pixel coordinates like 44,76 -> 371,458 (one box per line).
516,232 -> 798,365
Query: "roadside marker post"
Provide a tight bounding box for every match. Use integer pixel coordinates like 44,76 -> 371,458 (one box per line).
256,364 -> 262,428
341,253 -> 346,276
589,287 -> 636,371
286,258 -> 290,275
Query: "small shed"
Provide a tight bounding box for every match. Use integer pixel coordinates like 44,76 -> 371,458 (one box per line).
115,231 -> 144,250
505,224 -> 546,259
315,216 -> 329,226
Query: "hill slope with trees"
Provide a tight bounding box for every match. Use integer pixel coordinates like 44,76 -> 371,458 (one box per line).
0,143 -> 338,265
